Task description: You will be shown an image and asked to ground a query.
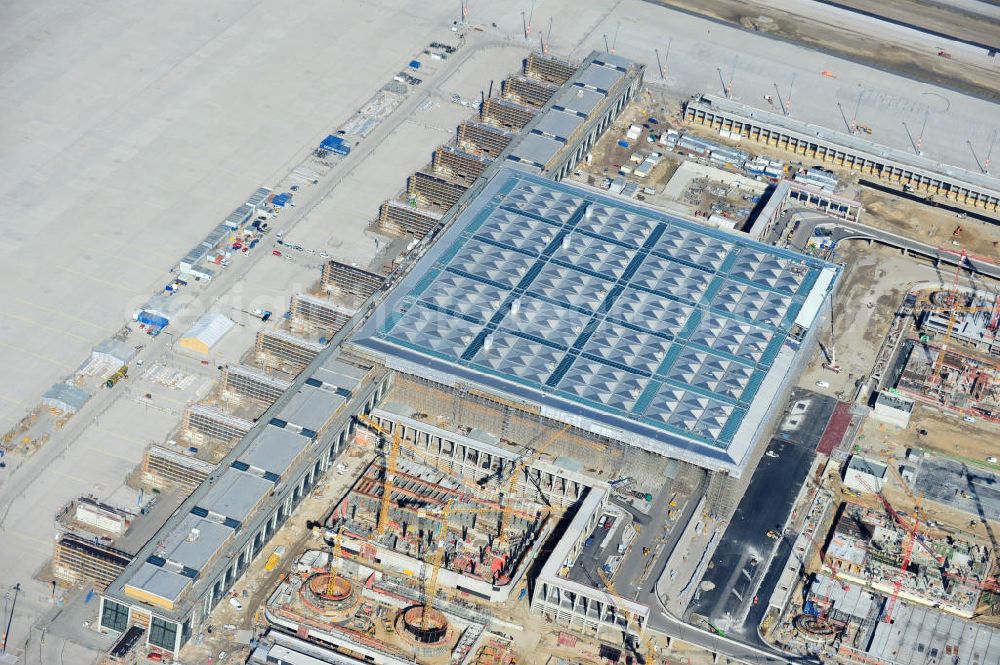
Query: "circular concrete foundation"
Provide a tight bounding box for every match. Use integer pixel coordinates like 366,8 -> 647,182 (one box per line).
299,572 -> 359,620
794,614 -> 839,644
396,606 -> 451,655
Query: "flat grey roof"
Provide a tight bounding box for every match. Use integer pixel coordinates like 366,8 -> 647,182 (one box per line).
576,62 -> 625,92
594,53 -> 633,70
507,133 -> 562,168
533,110 -> 584,141
104,349 -> 375,621
42,383 -> 90,410
158,514 -> 232,573
313,356 -> 368,388
277,384 -> 346,433
351,168 -> 838,474
92,338 -> 135,362
866,601 -> 1000,665
237,425 -> 311,478
124,563 -> 190,606
553,84 -> 605,116
196,468 -> 273,524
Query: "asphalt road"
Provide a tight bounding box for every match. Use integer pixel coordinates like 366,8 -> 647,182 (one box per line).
785,208 -> 1000,281
685,435 -> 816,634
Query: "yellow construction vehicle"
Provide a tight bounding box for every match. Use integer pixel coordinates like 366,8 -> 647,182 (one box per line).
105,364 -> 128,389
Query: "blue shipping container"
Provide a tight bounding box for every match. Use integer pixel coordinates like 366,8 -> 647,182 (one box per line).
136,310 -> 169,328
320,134 -> 344,151
409,59 -> 421,69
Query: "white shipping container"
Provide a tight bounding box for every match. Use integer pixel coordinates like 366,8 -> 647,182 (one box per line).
76,503 -> 126,534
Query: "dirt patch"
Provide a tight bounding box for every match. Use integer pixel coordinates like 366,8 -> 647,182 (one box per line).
907,405 -> 1000,467
799,242 -> 908,398
860,190 -> 1000,258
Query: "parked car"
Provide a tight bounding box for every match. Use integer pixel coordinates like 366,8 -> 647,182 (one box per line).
272,250 -> 282,256
229,598 -> 242,611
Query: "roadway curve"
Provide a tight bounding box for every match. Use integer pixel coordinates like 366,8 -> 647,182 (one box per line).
784,210 -> 1000,282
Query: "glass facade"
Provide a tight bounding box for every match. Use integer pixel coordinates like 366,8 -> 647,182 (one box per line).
149,616 -> 178,651
100,598 -> 129,633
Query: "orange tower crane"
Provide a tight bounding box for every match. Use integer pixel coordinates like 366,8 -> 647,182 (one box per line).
883,494 -> 922,623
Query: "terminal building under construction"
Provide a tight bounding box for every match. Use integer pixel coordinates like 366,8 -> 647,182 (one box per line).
96,50 -> 837,660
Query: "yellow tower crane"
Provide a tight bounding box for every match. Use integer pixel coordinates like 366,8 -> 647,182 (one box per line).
421,500 -> 515,627
497,424 -> 571,548
930,304 -> 993,384
327,527 -> 344,596
596,567 -> 647,661
357,415 -> 505,536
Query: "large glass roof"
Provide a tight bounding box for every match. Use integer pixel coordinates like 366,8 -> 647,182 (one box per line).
353,168 -> 838,472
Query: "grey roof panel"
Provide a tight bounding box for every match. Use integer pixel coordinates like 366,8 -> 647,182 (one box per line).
507,133 -> 562,168
533,109 -> 585,140
237,425 -> 311,478
553,85 -> 605,116
125,563 -> 190,605
278,384 -> 346,433
158,515 -> 232,573
196,468 -> 272,524
576,63 -> 625,92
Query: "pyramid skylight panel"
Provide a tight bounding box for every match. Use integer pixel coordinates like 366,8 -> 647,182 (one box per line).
352,168 -> 840,475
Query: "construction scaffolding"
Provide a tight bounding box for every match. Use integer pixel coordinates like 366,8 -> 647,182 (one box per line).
457,121 -> 514,157
320,260 -> 385,299
376,200 -> 443,239
254,329 -> 326,373
481,97 -> 536,131
407,171 -> 468,210
385,374 -> 625,473
53,533 -> 132,590
432,146 -> 492,184
182,404 -> 254,445
222,364 -> 292,406
141,444 -> 216,491
290,293 -> 356,337
502,75 -> 558,108
526,52 -> 577,85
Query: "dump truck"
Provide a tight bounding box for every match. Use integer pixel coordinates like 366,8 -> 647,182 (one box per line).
264,545 -> 286,572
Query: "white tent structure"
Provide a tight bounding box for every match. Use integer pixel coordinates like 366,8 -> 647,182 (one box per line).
178,313 -> 235,355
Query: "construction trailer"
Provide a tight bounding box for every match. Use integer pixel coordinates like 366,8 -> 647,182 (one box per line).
221,365 -> 292,407
320,260 -> 385,299
526,51 -> 577,85
290,293 -> 356,337
74,497 -> 133,536
141,444 -> 216,492
54,533 -> 132,591
481,97 -> 537,131
432,146 -> 492,184
376,200 -> 443,239
254,329 -> 326,373
457,121 -> 514,157
182,404 -> 254,445
407,171 -> 468,210
503,74 -> 559,108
